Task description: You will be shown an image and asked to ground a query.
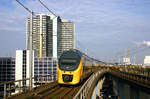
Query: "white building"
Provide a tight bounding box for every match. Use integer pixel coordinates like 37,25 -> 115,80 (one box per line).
144,56 -> 150,65
15,50 -> 34,89
123,57 -> 131,65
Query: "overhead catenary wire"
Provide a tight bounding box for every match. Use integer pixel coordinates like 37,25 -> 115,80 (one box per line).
76,40 -> 103,61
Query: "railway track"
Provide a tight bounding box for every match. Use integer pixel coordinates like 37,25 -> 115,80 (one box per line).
34,84 -> 82,99
8,75 -> 91,99
33,75 -> 90,99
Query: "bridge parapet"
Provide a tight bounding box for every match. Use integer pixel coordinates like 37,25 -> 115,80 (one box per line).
74,66 -> 150,99
109,68 -> 150,89
111,65 -> 150,77
74,69 -> 109,99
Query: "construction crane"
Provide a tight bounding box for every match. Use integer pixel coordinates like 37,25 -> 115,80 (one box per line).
16,0 -> 44,58
16,0 -> 34,90
38,0 -> 57,17
16,0 -> 33,14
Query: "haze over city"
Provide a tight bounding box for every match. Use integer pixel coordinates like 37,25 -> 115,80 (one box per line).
0,0 -> 150,63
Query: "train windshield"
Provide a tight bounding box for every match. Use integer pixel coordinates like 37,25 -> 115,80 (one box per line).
59,58 -> 80,71
58,50 -> 81,71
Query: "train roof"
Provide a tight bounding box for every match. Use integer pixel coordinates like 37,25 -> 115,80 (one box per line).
59,49 -> 82,59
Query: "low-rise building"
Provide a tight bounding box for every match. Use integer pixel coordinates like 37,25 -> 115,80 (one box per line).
123,57 -> 131,65
144,56 -> 150,65
15,50 -> 57,88
0,57 -> 15,97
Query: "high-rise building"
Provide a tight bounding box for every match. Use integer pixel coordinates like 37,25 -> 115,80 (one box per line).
58,19 -> 75,57
27,14 -> 74,59
27,14 -> 54,58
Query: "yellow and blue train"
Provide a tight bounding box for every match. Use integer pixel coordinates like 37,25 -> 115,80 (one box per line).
57,49 -> 106,85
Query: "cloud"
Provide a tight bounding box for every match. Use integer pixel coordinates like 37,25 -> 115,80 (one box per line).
135,41 -> 150,47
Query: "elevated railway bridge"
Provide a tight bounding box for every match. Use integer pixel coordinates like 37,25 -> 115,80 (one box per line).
0,65 -> 150,99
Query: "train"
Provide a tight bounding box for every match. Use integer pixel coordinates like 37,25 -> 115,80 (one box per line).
57,49 -> 106,85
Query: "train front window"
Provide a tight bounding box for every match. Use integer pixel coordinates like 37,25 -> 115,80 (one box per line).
59,59 -> 79,71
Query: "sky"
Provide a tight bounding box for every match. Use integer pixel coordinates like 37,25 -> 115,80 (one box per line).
0,0 -> 150,63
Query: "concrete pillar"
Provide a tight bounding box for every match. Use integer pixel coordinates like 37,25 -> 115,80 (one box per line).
111,76 -> 150,99
124,84 -> 130,99
112,78 -> 119,97
139,91 -> 150,99
120,83 -> 124,99
130,86 -> 139,99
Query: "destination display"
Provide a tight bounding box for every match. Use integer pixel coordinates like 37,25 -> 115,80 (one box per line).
61,59 -> 77,63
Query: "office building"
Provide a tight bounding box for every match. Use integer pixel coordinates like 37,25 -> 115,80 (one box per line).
27,14 -> 74,58
34,57 -> 57,85
0,57 -> 15,82
0,57 -> 15,97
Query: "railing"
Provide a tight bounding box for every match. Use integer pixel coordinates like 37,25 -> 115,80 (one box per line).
74,69 -> 108,99
0,74 -> 55,99
110,68 -> 150,88
111,66 -> 150,77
